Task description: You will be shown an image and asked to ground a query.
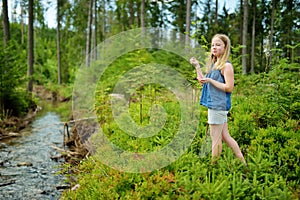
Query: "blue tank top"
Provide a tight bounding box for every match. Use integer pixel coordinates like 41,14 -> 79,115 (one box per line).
200,62 -> 232,111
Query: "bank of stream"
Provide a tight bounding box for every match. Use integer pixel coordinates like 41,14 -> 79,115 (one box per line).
0,103 -> 69,199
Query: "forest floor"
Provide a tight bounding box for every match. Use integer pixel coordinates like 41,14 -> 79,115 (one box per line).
0,111 -> 37,140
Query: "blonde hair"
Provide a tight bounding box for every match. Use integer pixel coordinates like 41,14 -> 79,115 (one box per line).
206,34 -> 231,72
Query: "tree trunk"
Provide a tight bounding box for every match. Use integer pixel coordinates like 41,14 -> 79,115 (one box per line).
140,0 -> 145,33
129,0 -> 134,28
215,0 -> 218,25
185,0 -> 191,46
269,0 -> 275,69
102,0 -> 106,41
250,0 -> 256,73
86,0 -> 93,67
93,0 -> 97,60
239,0 -> 243,45
21,5 -> 25,44
2,0 -> 10,46
27,0 -> 34,93
260,36 -> 263,72
0,0 -> 10,112
242,0 -> 248,74
57,0 -> 62,84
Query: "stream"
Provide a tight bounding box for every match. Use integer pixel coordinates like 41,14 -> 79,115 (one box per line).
0,109 -> 68,199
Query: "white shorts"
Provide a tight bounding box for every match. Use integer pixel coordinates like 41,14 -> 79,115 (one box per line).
208,109 -> 228,124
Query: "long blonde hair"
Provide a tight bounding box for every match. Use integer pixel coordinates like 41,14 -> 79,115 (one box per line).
206,34 -> 231,72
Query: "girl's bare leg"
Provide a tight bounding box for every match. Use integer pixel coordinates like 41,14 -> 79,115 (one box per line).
221,123 -> 246,164
210,124 -> 224,163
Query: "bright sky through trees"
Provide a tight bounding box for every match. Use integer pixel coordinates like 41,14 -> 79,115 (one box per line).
6,0 -> 239,28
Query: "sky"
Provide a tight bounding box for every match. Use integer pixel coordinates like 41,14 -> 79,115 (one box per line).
6,0 -> 239,28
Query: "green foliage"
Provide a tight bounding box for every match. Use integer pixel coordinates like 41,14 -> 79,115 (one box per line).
234,59 -> 300,125
61,51 -> 299,199
1,0 -> 300,197
62,149 -> 296,199
93,49 -> 194,154
0,41 -> 33,118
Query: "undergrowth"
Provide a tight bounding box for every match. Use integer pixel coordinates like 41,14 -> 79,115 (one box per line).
61,50 -> 299,199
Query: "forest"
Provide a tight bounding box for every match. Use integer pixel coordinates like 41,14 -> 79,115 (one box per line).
0,0 -> 299,199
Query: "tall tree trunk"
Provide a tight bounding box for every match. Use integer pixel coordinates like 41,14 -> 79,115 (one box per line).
21,5 -> 25,44
135,0 -> 140,27
129,0 -> 134,29
260,36 -> 263,72
102,0 -> 106,41
242,0 -> 248,74
140,0 -> 145,31
239,0 -> 243,45
185,0 -> 191,46
269,0 -> 275,69
57,0 -> 62,84
215,0 -> 218,25
27,0 -> 34,93
93,0 -> 97,60
2,0 -> 10,46
250,0 -> 256,73
0,0 -> 10,112
86,0 -> 93,67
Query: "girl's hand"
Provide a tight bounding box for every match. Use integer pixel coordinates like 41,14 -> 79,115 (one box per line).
190,57 -> 200,67
191,57 -> 204,81
198,77 -> 210,84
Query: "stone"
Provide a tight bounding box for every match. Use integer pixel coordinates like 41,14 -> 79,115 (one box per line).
17,162 -> 33,167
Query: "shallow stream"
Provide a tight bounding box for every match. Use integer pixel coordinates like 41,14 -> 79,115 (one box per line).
0,109 -> 67,199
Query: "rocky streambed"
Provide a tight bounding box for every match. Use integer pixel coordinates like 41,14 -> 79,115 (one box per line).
0,110 -> 68,199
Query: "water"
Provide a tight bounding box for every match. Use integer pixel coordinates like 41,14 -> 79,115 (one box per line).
0,111 -> 67,200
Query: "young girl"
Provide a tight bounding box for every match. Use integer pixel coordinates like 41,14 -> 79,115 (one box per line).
190,34 -> 246,164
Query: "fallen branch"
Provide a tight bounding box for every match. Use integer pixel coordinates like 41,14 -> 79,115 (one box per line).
50,154 -> 64,160
50,145 -> 81,156
64,117 -> 97,125
0,180 -> 15,187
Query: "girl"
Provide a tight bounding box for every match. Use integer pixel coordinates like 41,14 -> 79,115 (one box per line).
190,34 -> 246,164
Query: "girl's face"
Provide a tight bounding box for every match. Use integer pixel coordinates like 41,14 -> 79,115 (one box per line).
211,37 -> 225,58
